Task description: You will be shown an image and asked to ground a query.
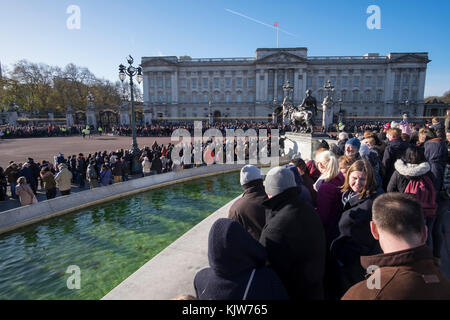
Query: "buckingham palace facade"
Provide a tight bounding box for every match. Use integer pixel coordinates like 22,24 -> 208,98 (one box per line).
141,47 -> 430,122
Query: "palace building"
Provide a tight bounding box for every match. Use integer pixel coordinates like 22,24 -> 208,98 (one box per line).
141,47 -> 430,122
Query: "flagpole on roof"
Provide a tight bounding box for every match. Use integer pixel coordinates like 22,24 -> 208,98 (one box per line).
275,22 -> 279,48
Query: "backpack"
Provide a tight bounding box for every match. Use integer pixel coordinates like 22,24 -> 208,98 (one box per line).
404,176 -> 437,218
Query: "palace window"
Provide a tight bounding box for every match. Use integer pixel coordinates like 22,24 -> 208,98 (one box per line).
377,77 -> 383,87
237,93 -> 242,103
214,78 -> 219,88
166,79 -> 171,88
181,79 -> 186,88
248,93 -> 254,102
353,90 -> 359,102
226,93 -> 231,103
376,91 -> 383,102
248,78 -> 253,87
319,77 -> 324,87
226,78 -> 231,87
237,78 -> 242,87
192,79 -> 197,88
365,76 -> 371,87
342,77 -> 348,87
353,76 -> 360,87
203,78 -> 208,88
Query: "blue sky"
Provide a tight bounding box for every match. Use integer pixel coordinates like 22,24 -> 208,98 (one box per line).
0,0 -> 449,97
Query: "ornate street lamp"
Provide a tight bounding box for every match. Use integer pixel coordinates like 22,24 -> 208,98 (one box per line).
119,55 -> 143,174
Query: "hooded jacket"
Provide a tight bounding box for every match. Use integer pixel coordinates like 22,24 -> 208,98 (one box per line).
194,218 -> 289,300
342,245 -> 450,300
387,159 -> 433,194
259,187 -> 326,300
228,180 -> 267,241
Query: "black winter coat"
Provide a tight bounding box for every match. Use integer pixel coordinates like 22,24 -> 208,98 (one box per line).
382,138 -> 410,189
228,180 -> 267,241
330,191 -> 382,292
387,159 -> 433,194
259,187 -> 326,300
194,218 -> 289,300
424,138 -> 448,193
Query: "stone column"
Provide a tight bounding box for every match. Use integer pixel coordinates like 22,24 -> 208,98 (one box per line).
143,73 -> 150,103
143,103 -> 152,125
273,69 -> 278,101
8,111 -> 18,125
294,69 -> 299,103
264,70 -> 269,102
172,71 -> 178,103
120,103 -> 130,125
416,68 -> 426,117
66,106 -> 74,126
86,106 -> 97,130
255,69 -> 261,102
384,66 -> 395,116
301,70 -> 307,102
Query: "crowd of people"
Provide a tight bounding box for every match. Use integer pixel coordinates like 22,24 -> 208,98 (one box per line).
2,114 -> 450,300
190,115 -> 450,300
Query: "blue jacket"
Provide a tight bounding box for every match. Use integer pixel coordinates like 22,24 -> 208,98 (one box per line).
99,169 -> 112,186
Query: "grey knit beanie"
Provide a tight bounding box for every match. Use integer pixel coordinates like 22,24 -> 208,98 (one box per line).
264,166 -> 297,197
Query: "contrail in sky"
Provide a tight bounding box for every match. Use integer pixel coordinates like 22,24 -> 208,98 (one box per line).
225,8 -> 299,38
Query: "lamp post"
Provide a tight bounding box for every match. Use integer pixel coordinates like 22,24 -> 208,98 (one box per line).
119,55 -> 143,174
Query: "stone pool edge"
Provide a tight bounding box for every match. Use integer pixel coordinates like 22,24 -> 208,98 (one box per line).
0,164 -> 247,235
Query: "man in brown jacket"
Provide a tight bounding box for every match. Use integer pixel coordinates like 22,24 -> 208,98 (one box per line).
342,193 -> 450,300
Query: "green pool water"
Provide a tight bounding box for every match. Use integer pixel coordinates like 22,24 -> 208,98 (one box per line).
0,172 -> 241,300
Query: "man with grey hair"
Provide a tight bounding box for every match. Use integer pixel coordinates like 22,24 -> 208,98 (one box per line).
259,166 -> 326,300
342,193 -> 450,300
331,132 -> 349,157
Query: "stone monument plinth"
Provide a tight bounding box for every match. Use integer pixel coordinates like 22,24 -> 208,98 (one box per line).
284,132 -> 338,161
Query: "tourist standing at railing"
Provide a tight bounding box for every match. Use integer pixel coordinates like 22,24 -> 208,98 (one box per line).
4,161 -> 19,199
54,163 -> 73,196
15,177 -> 37,206
40,166 -> 57,200
99,164 -> 112,186
86,161 -> 99,189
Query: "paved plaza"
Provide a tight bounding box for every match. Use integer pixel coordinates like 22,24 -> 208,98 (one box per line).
0,135 -> 173,169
